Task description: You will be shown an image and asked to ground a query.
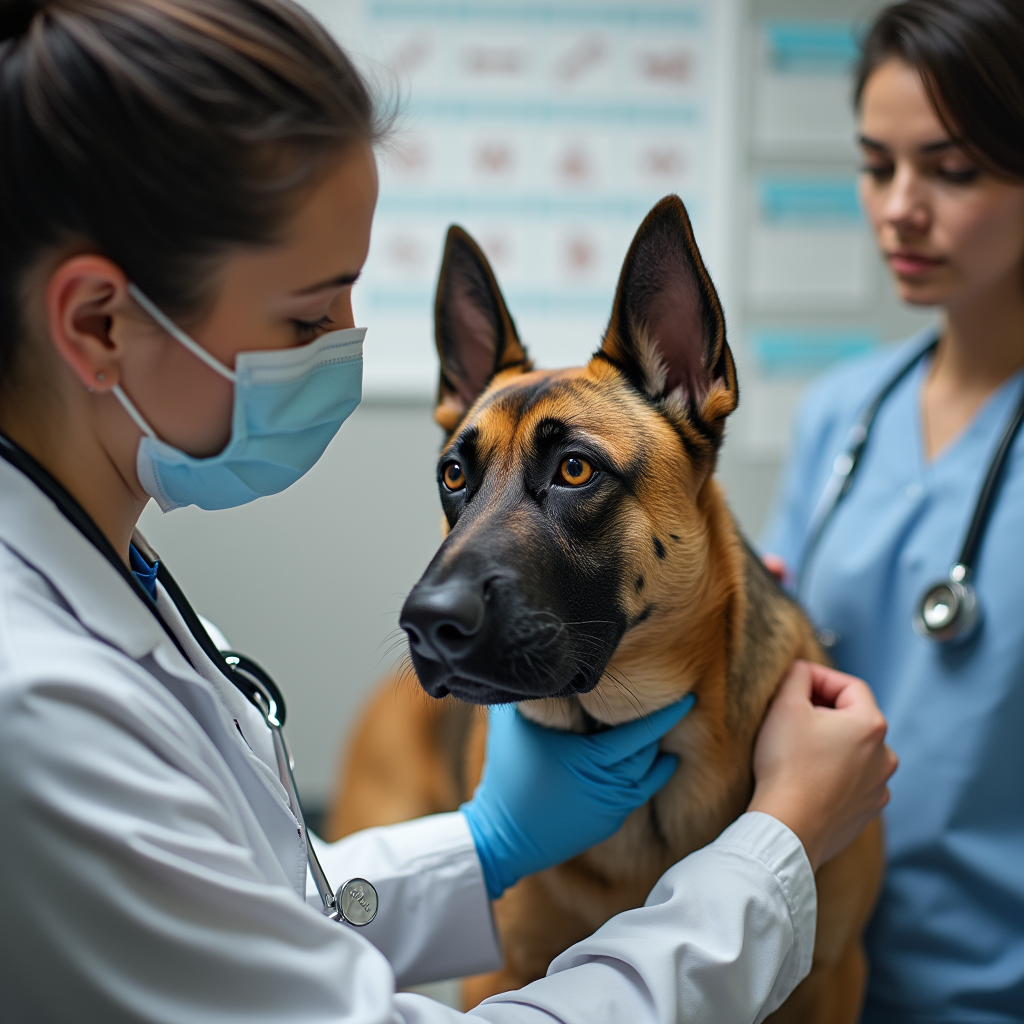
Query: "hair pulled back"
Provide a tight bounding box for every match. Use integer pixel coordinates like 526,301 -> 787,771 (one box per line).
855,0 -> 1024,179
0,0 -> 386,384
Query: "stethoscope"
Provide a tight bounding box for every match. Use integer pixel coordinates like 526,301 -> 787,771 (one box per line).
798,335 -> 1024,646
0,432 -> 378,928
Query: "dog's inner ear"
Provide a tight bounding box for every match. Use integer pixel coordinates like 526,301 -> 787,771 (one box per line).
600,195 -> 736,428
434,226 -> 530,434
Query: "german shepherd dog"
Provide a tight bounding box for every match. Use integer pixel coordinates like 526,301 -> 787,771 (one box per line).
331,196 -> 883,1021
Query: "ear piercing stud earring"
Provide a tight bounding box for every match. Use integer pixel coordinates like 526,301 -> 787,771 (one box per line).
96,372 -> 106,382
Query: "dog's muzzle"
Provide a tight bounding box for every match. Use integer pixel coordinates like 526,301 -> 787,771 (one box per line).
401,577 -> 487,664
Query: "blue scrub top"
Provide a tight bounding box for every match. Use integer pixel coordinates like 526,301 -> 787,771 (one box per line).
762,329 -> 1024,1023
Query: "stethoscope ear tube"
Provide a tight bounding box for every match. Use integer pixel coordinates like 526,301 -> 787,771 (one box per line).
799,338 -> 1024,648
147,575 -> 382,923
0,434 -> 380,925
238,660 -> 378,925
912,386 -> 1024,645
797,344 -> 933,603
247,683 -> 339,918
229,655 -> 378,925
222,651 -> 287,727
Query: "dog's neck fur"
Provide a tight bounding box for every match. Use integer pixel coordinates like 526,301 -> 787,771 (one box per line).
518,479 -> 778,732
519,477 -> 819,870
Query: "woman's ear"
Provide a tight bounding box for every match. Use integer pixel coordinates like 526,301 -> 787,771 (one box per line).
433,226 -> 531,434
44,255 -> 131,394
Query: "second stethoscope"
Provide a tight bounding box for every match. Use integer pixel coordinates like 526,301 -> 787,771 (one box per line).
0,431 -> 378,928
798,335 -> 1024,646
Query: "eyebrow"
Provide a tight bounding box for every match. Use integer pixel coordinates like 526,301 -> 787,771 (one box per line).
445,426 -> 481,474
858,134 -> 965,155
292,270 -> 361,296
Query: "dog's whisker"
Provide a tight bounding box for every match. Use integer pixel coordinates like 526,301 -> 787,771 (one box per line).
374,636 -> 414,670
608,680 -> 651,721
374,628 -> 409,655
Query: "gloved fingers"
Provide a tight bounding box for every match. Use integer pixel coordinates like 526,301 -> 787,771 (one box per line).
607,744 -> 677,792
610,738 -> 663,779
482,703 -> 522,751
636,752 -> 680,800
590,693 -> 696,761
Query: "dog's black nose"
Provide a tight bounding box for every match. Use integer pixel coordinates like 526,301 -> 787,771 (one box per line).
400,578 -> 486,662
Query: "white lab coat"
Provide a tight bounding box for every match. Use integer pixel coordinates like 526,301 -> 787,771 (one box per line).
0,455 -> 817,1023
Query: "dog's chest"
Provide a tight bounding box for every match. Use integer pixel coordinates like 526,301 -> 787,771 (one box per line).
580,712 -> 754,885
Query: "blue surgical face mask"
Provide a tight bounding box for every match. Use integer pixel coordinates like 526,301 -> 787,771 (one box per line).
113,283 -> 365,512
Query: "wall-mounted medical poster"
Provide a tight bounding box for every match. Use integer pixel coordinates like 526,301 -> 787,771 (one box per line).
302,0 -> 740,394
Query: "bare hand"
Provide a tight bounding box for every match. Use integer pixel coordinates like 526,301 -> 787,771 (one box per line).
748,661 -> 897,871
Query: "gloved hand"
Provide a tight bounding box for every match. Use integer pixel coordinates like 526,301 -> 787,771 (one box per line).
461,694 -> 696,899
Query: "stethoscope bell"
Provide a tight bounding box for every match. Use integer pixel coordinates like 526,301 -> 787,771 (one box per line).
795,336 -> 1023,652
913,564 -> 980,644
335,877 -> 378,927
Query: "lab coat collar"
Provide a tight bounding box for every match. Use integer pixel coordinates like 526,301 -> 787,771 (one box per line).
0,455 -> 166,660
0,455 -> 311,896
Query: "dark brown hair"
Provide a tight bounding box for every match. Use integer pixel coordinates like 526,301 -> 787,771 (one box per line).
855,0 -> 1024,179
0,0 -> 388,384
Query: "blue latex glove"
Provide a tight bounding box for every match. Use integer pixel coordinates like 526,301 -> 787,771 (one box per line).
461,694 -> 696,899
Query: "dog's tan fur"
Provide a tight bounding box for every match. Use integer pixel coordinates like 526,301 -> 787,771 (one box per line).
328,198 -> 883,1021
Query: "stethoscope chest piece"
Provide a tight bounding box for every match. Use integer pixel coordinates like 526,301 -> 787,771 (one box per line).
797,336 -> 1024,649
913,564 -> 980,645
0,435 -> 382,932
337,877 -> 378,927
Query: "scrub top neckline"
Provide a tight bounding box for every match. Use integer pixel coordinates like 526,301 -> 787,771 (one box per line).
910,349 -> 1024,476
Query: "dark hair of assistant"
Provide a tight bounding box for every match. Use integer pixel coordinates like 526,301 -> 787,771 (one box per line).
0,0 -> 388,387
855,0 -> 1024,180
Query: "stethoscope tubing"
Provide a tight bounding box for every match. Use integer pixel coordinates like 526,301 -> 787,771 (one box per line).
798,338 -> 937,597
0,432 -> 374,925
796,335 -> 1024,645
957,391 -> 1024,571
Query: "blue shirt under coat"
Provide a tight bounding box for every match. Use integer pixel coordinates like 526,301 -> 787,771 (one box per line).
128,543 -> 158,600
761,329 -> 1024,1023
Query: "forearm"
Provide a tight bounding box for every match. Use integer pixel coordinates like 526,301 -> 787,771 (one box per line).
466,813 -> 816,1024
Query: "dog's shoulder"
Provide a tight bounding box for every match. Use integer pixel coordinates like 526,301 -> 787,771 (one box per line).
725,534 -> 822,731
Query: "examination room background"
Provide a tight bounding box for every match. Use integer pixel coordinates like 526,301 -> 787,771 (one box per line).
139,0 -> 935,822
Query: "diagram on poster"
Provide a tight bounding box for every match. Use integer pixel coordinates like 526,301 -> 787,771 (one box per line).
304,1 -> 738,394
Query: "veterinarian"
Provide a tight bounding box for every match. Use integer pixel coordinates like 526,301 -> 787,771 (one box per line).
0,1 -> 896,1021
762,1 -> 1024,1020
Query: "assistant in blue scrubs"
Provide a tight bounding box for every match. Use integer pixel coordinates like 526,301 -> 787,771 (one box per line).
762,328 -> 1024,1020
761,0 -> 1024,1015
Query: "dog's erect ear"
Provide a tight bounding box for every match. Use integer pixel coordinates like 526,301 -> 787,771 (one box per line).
434,226 -> 531,434
599,195 -> 737,447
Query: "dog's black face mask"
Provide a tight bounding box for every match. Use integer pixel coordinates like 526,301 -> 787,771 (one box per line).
400,197 -> 736,706
402,392 -> 633,705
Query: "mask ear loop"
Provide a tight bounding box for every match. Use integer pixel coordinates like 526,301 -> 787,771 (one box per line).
112,384 -> 158,439
127,283 -> 237,384
112,283 -> 240,441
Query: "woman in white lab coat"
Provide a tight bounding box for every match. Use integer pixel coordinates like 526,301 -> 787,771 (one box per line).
0,1 -> 895,1021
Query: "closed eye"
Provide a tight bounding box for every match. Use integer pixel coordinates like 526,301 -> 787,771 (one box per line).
292,314 -> 334,342
937,165 -> 980,184
860,161 -> 893,183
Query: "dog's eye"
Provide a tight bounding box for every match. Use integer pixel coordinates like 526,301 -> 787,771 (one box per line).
558,456 -> 594,487
442,461 -> 466,491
